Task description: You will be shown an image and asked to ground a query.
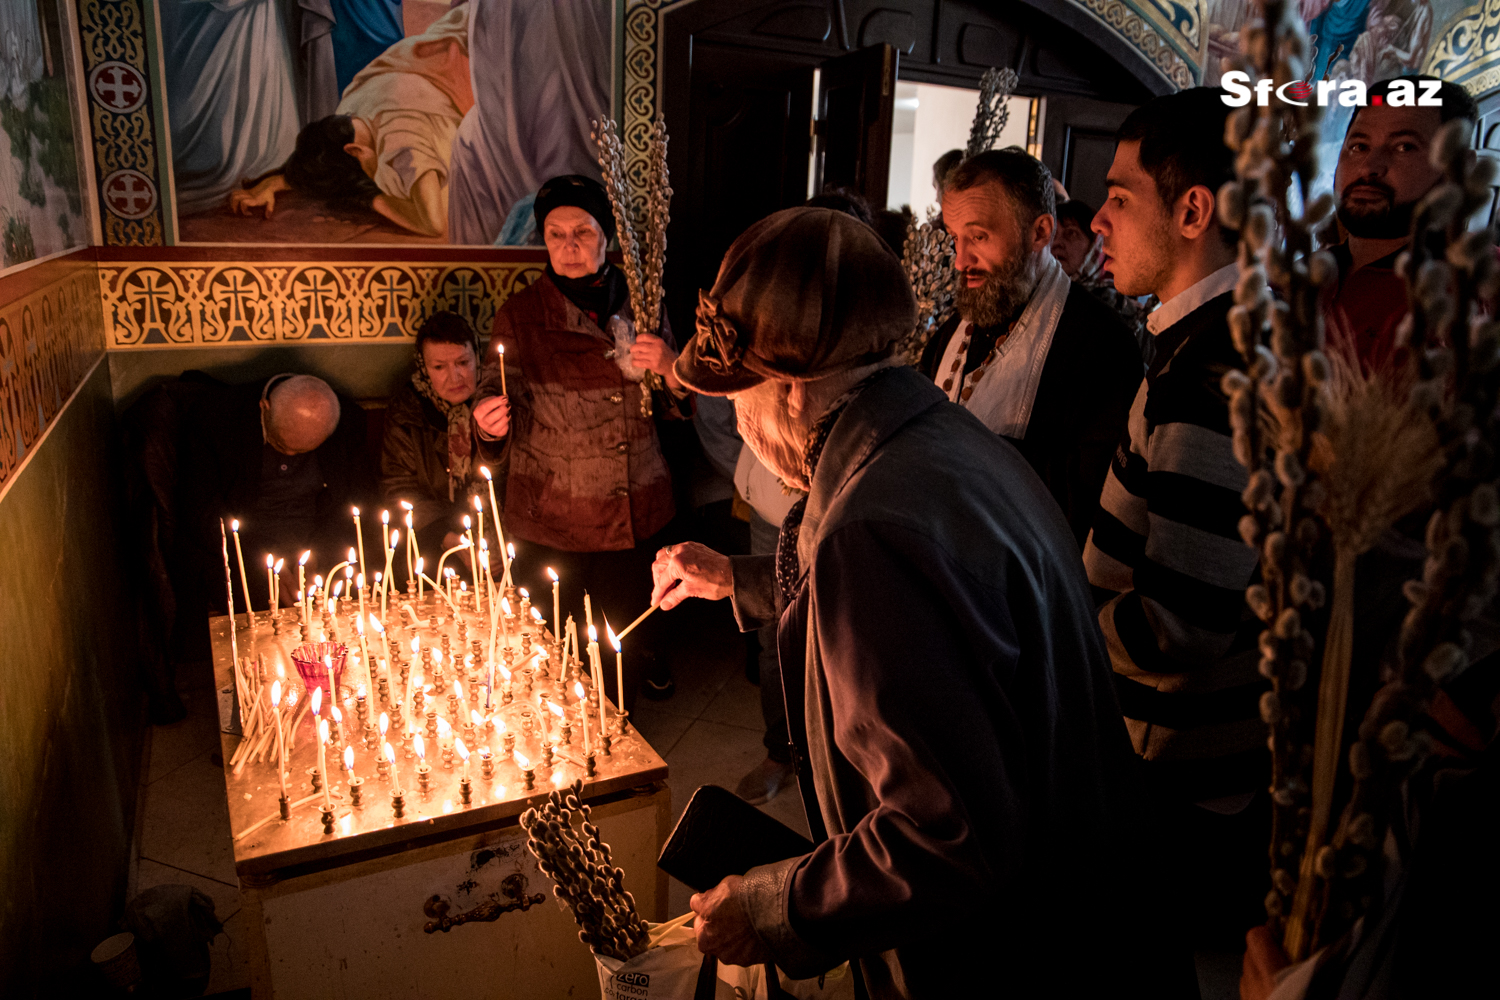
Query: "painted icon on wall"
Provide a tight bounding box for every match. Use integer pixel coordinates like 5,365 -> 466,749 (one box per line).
161,0 -> 612,247
0,0 -> 87,270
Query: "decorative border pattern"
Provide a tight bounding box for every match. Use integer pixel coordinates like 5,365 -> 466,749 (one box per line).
1080,0 -> 1198,89
100,260 -> 545,348
75,0 -> 168,245
0,256 -> 107,491
1425,0 -> 1500,93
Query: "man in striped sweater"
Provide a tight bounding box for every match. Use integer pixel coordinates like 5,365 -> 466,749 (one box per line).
1083,88 -> 1270,964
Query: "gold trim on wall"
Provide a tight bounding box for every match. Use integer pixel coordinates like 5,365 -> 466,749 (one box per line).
100,260 -> 545,349
0,259 -> 107,491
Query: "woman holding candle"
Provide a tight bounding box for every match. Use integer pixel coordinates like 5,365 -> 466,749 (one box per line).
380,311 -> 504,590
472,175 -> 689,703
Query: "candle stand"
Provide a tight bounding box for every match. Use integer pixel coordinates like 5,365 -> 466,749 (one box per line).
207,590 -> 668,998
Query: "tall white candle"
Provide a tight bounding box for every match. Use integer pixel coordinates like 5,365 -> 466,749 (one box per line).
298,551 -> 310,625
352,507 -> 368,595
231,519 -> 254,617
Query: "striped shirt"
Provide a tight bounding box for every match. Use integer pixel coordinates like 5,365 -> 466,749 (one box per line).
1082,264 -> 1268,800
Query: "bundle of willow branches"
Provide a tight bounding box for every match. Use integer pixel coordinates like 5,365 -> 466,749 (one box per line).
521,779 -> 651,961
1317,117 -> 1500,950
965,67 -> 1019,158
899,207 -> 957,364
1217,0 -> 1338,959
592,114 -> 671,416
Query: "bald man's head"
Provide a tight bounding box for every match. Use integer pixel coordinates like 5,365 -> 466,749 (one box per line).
261,375 -> 340,455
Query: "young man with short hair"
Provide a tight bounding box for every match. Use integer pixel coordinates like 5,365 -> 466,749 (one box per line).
1084,86 -> 1270,963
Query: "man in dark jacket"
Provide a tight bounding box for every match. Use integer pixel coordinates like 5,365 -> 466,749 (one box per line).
650,208 -> 1143,997
178,372 -> 372,615
918,148 -> 1141,547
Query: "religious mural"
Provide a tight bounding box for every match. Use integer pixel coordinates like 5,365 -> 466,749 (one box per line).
161,0 -> 612,247
0,0 -> 86,269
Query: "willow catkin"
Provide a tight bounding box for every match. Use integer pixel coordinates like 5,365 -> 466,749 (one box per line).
522,779 -> 651,961
965,67 -> 1018,158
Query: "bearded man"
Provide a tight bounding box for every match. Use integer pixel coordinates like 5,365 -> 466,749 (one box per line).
653,207 -> 1146,997
918,148 -> 1141,546
1326,75 -> 1478,373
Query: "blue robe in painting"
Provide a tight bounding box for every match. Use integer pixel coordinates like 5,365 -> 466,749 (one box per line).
1310,0 -> 1372,81
330,0 -> 405,95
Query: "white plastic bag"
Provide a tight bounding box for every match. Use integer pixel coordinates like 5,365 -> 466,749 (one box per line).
595,914 -> 856,1000
595,913 -> 734,1000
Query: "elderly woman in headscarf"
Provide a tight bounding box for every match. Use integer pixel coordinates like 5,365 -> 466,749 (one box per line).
380,310 -> 501,581
471,174 -> 687,700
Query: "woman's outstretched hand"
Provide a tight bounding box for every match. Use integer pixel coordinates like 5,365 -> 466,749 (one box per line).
473,395 -> 510,439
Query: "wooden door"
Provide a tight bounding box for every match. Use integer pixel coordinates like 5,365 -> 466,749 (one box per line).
1040,95 -> 1138,211
815,43 -> 898,206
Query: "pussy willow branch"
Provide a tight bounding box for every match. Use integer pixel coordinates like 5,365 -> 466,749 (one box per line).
900,207 -> 957,364
1219,0 -> 1337,959
966,67 -> 1019,158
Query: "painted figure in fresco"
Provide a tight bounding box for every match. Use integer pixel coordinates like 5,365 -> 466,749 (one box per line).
160,0 -> 302,215
227,3 -> 472,238
329,0 -> 405,95
447,0 -> 612,245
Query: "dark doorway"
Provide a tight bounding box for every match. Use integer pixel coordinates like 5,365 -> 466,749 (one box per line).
1041,95 -> 1141,210
659,0 -> 1166,338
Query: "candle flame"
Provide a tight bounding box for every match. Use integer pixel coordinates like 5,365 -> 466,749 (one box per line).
456,739 -> 469,761
324,652 -> 332,667
314,574 -> 323,587
405,511 -> 413,528
499,665 -> 512,683
519,587 -> 529,599
415,734 -> 425,759
399,499 -> 413,510
348,547 -> 356,562
445,567 -> 455,579
381,510 -> 389,524
463,514 -> 472,530
508,543 -> 515,559
479,538 -> 488,551
416,556 -> 424,572
548,701 -> 565,719
480,465 -> 491,481
286,688 -> 298,707
547,567 -> 558,582
357,683 -> 366,698
411,637 -> 420,654
474,495 -> 483,512
496,719 -> 507,733
311,687 -> 322,715
384,742 -> 396,764
532,607 -> 543,622
352,506 -> 360,516
379,712 -> 389,735
390,529 -> 400,547
355,615 -> 365,635
271,680 -> 282,704
498,344 -> 505,356
273,558 -> 284,573
299,550 -> 310,566
375,571 -> 383,583
471,709 -> 483,726
438,717 -> 451,737
588,625 -> 598,643
266,553 -> 274,567
454,680 -> 463,699
319,718 -> 329,743
331,706 -> 342,723
500,597 -> 511,614
460,581 -> 467,592
344,746 -> 354,770
357,572 -> 365,588
344,566 -> 353,579
370,615 -> 384,634
514,751 -> 530,769
231,519 -> 240,531
574,681 -> 586,701
332,581 -> 344,598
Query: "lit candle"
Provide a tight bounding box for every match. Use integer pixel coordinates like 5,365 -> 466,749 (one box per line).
231,519 -> 254,618
312,575 -> 323,613
587,624 -> 605,737
401,503 -> 415,584
473,496 -> 488,609
480,467 -> 507,587
356,571 -> 367,623
407,638 -> 419,708
608,623 -> 623,725
273,558 -> 284,608
380,510 -> 390,565
574,680 -> 590,755
415,556 -> 425,598
344,744 -> 355,780
498,342 -> 508,396
384,741 -> 402,796
379,711 -> 390,746
331,705 -> 344,749
445,567 -> 456,605
352,507 -> 368,595
330,580 -> 342,619
317,718 -> 332,809
547,568 -> 560,646
456,739 -> 470,781
325,652 -> 338,702
505,542 -> 516,588
298,551 -> 310,625
265,553 -> 276,611
382,528 -> 399,620
369,616 -> 386,692
326,548 -> 356,604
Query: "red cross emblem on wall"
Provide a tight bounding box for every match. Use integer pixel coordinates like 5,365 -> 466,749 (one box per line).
102,169 -> 158,220
88,61 -> 147,115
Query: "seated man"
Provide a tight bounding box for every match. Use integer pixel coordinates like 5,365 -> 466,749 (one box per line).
179,372 -> 371,615
652,207 -> 1143,996
918,149 -> 1142,546
1323,75 -> 1479,375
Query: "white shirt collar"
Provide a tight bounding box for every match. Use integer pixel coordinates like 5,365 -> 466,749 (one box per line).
1145,262 -> 1239,336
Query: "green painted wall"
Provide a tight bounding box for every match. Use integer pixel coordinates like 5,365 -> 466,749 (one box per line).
0,358 -> 144,992
109,342 -> 420,411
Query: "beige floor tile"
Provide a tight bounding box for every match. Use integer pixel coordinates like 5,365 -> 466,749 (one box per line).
207,907 -> 252,994
698,670 -> 768,732
138,749 -> 237,885
147,686 -> 222,784
630,702 -> 696,758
